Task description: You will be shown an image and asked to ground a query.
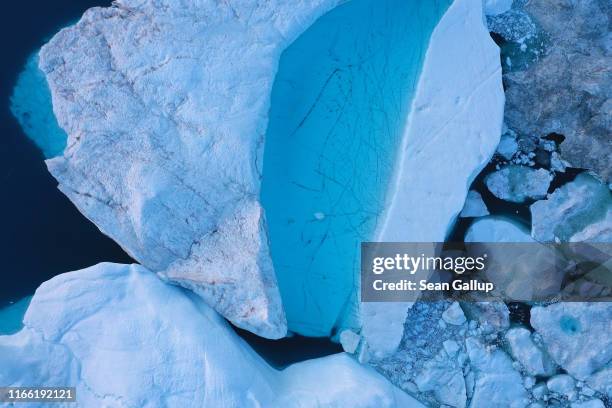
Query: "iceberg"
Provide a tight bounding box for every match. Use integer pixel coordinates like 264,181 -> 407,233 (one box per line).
530,173 -> 612,242
0,263 -> 423,407
37,0 -> 351,339
34,0 -> 503,352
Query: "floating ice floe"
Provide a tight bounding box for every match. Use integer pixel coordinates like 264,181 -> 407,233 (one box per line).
35,0 -> 504,353
0,263 -> 422,408
466,337 -> 529,408
547,374 -> 576,399
485,165 -> 552,203
504,327 -> 556,377
531,172 -> 612,242
496,132 -> 519,160
465,216 -> 568,300
465,215 -> 533,243
482,0 -> 513,16
460,190 -> 490,218
531,302 -> 612,380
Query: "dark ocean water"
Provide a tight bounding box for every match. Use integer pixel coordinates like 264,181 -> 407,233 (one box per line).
0,0 -> 133,308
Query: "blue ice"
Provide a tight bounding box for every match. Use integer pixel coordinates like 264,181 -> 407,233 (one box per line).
0,296 -> 32,335
11,52 -> 67,158
261,0 -> 451,337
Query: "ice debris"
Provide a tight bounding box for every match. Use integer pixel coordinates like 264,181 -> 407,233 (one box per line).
531,173 -> 612,242
504,327 -> 556,376
485,165 -> 552,203
460,190 -> 490,218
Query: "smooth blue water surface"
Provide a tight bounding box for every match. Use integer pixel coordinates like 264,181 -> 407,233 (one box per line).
261,0 -> 451,336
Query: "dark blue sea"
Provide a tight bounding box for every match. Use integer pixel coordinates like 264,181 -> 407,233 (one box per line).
0,0 -> 133,308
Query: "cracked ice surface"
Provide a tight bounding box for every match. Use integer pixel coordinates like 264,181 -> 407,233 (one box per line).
0,263 -> 424,407
37,0 -> 350,339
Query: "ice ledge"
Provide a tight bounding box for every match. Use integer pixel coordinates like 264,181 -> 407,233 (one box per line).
361,0 -> 504,357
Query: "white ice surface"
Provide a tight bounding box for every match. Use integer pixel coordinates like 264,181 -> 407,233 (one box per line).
460,190 -> 490,218
531,302 -> 612,380
0,263 -> 423,408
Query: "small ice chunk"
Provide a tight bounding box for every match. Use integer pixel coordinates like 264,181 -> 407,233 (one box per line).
442,302 -> 466,326
443,340 -> 460,356
505,327 -> 556,376
497,134 -> 519,160
313,212 -> 325,220
482,0 -> 513,16
339,330 -> 361,354
416,348 -> 467,408
550,152 -> 566,172
531,383 -> 548,400
547,374 -> 576,397
462,302 -> 510,334
485,165 -> 552,203
460,190 -> 490,218
586,366 -> 611,397
466,337 -> 529,407
571,400 -> 605,408
531,173 -> 612,242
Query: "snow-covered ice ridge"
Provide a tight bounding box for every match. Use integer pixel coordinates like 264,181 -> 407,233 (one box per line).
37,0 -> 502,353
